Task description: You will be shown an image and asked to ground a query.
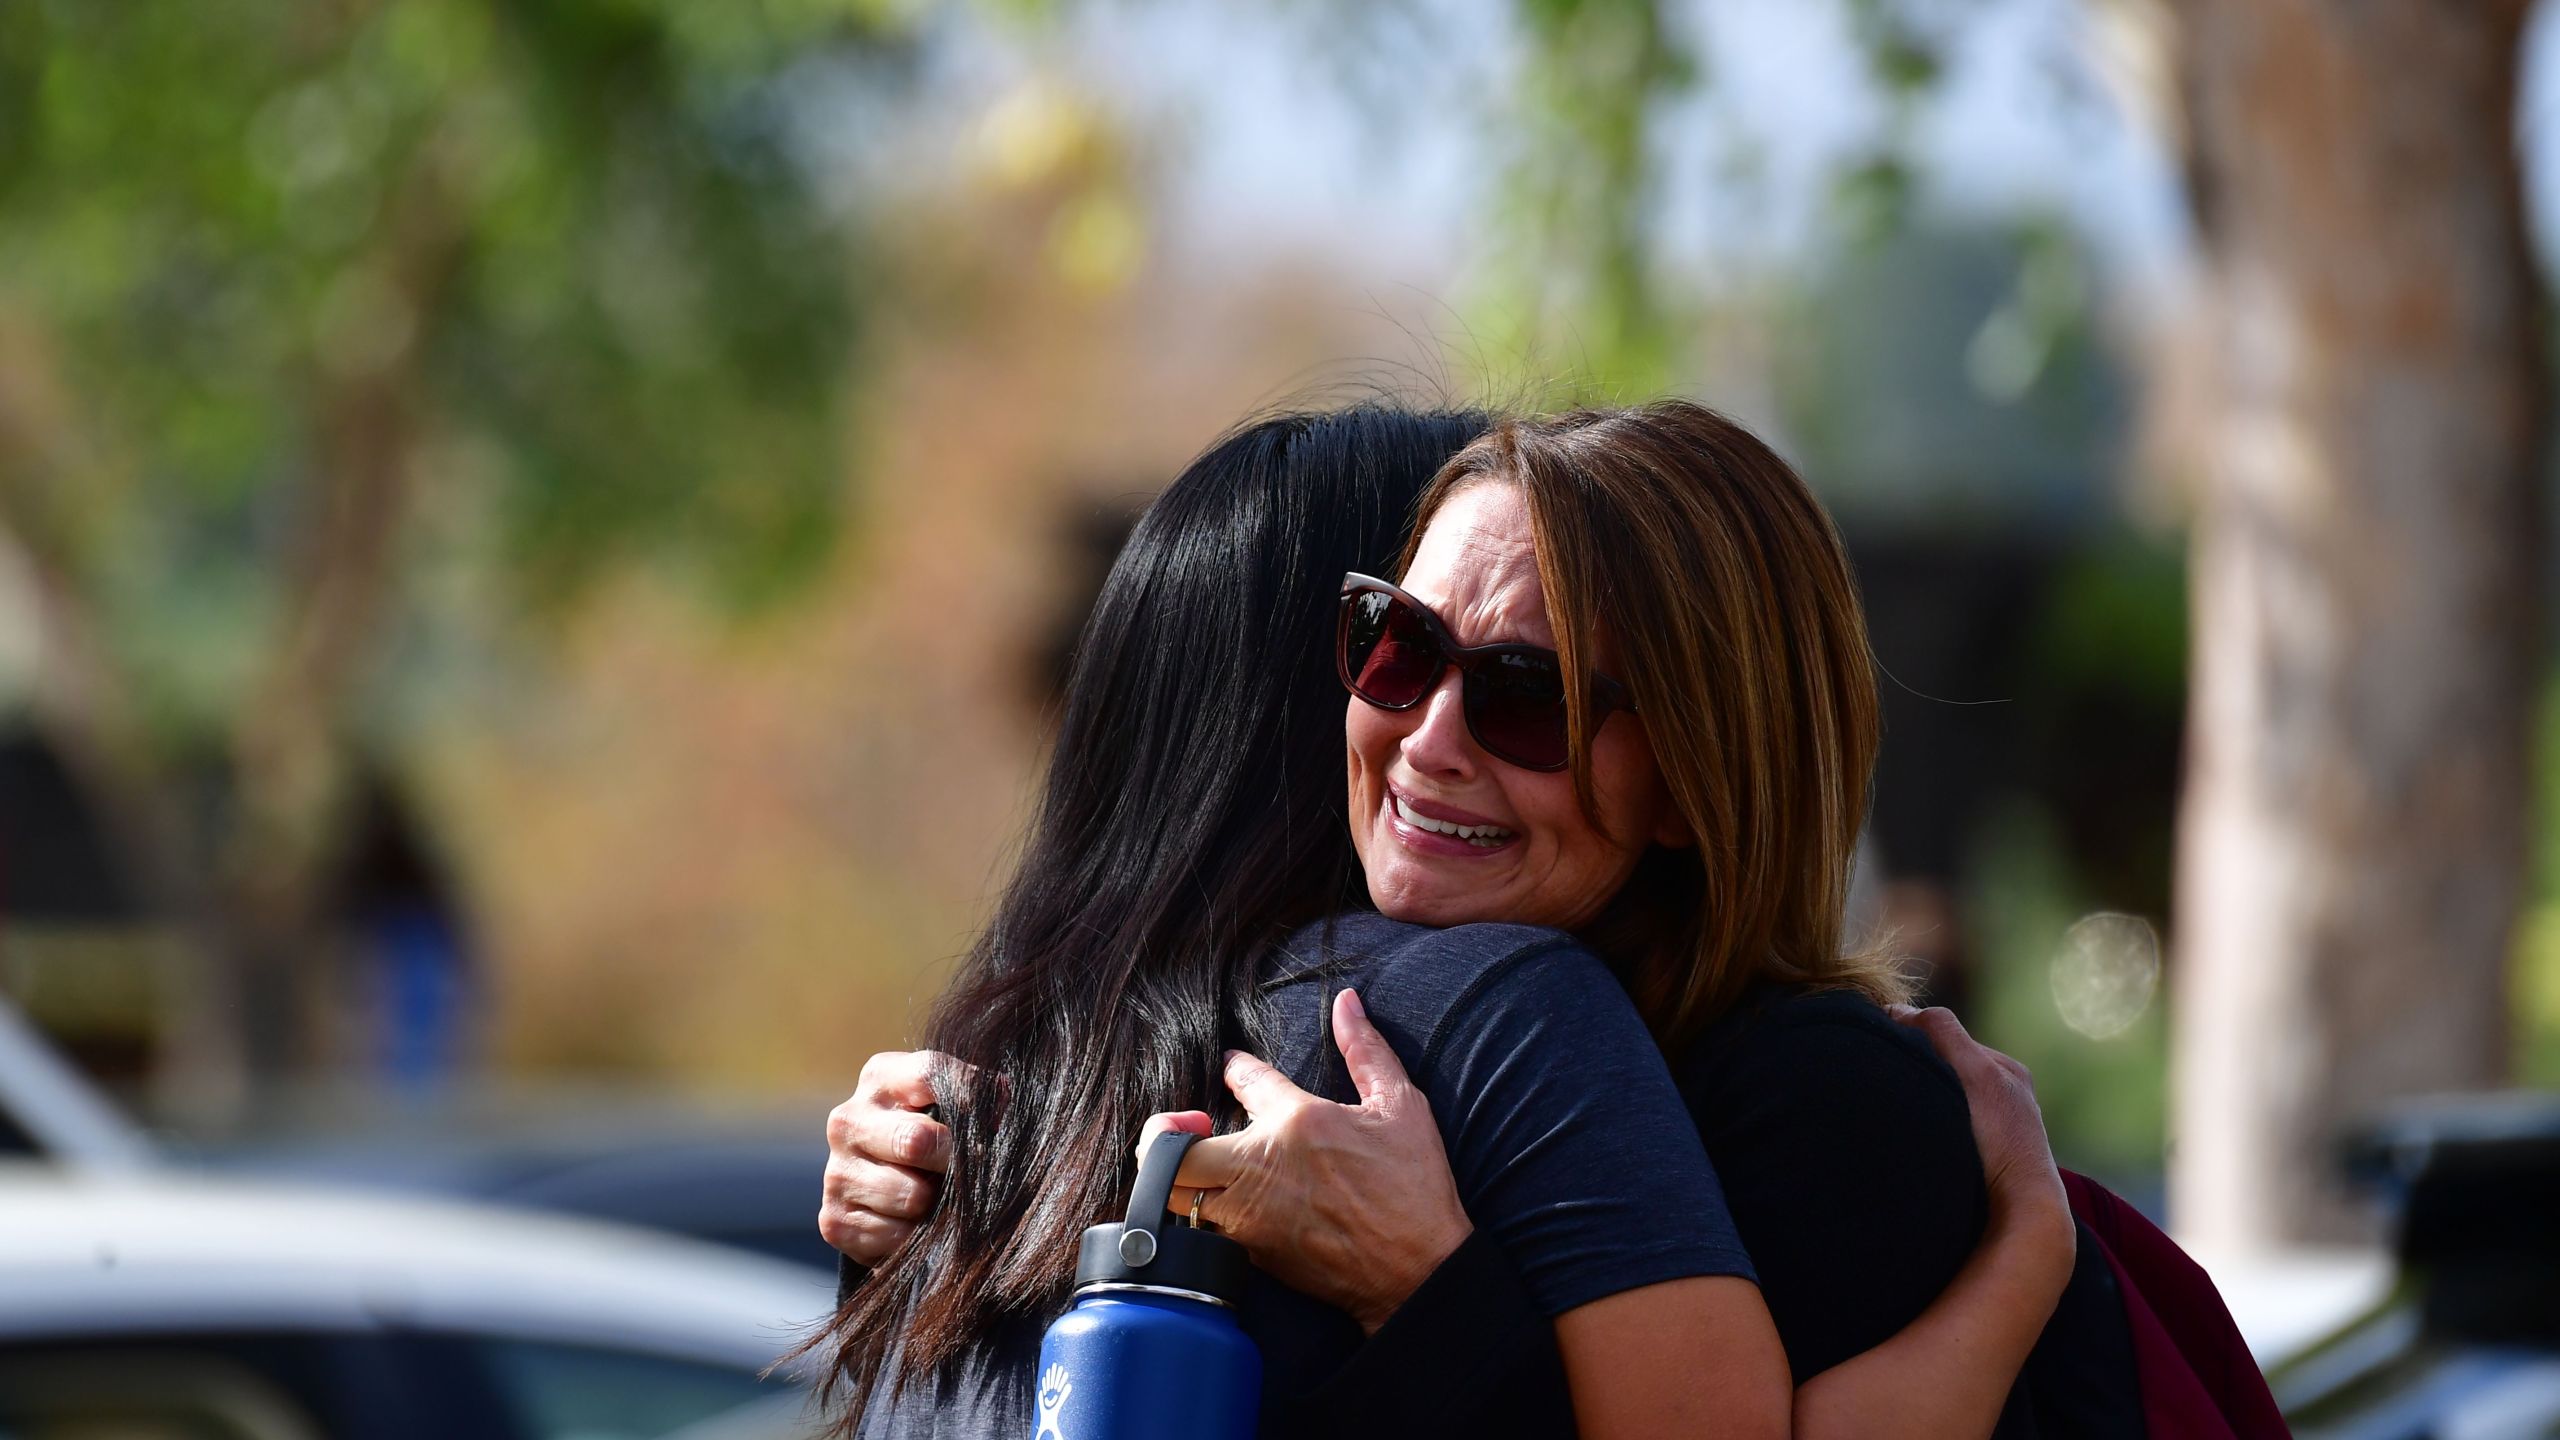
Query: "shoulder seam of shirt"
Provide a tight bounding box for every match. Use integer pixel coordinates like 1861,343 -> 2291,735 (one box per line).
1408,931 -> 1597,1076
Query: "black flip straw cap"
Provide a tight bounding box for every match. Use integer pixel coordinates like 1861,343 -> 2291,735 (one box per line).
1073,1129 -> 1249,1305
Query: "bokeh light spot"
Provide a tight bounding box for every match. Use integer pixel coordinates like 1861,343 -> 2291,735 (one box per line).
2050,911 -> 2159,1040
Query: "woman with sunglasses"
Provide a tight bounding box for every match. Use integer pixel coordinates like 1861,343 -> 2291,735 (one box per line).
1148,406 -> 2129,1433
813,403 -> 2093,1438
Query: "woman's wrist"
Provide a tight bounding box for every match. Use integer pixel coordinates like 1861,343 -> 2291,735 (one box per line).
1983,1176 -> 2077,1304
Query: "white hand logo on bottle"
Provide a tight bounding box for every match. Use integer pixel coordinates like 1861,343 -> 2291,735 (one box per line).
1035,1362 -> 1074,1440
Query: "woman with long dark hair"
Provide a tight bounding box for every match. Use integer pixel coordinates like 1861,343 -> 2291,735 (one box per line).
815,403 -> 2080,1438
819,405 -> 1581,1430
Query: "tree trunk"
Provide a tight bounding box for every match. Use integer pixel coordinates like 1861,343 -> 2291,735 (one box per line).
222,359 -> 421,1082
2167,0 -> 2546,1248
0,145 -> 456,1106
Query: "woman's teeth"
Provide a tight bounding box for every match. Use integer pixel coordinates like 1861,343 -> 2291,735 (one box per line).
1394,795 -> 1515,846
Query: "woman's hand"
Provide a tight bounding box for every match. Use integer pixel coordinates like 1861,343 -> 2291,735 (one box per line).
1787,1005 -> 2075,1440
1136,988 -> 1472,1334
820,1050 -> 956,1267
1886,1004 -> 2075,1257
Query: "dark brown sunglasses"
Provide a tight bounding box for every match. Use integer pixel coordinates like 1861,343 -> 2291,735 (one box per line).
1336,573 -> 1635,772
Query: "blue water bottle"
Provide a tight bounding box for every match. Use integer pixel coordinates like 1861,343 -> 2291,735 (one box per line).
1029,1129 -> 1260,1440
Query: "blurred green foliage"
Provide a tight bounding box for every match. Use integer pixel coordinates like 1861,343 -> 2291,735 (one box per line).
1827,0 -> 1964,247
1970,537 -> 2189,1184
1476,0 -> 1698,394
2033,535 -> 2188,707
1463,0 -> 1983,389
1776,220 -> 2129,530
0,0 -> 899,739
1970,799 -> 2170,1183
2512,682 -> 2560,1086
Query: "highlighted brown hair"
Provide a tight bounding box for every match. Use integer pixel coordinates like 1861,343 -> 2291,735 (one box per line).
1401,400 -> 1907,1042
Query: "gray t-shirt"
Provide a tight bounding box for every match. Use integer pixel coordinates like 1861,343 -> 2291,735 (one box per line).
855,912 -> 1751,1438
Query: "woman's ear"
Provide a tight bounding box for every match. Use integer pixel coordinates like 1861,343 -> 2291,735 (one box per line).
1651,792 -> 1696,850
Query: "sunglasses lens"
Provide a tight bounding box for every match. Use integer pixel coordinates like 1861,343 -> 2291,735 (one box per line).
1341,590 -> 1439,706
1465,651 -> 1574,770
1343,585 -> 1594,771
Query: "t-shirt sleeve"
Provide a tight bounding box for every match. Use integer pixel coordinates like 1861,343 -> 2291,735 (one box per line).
1392,933 -> 1756,1317
1683,1010 -> 1987,1381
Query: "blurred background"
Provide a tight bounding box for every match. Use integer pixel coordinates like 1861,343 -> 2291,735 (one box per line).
2,0 -> 2557,1435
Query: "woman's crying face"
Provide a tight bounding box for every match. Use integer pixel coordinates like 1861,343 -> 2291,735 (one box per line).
1345,483 -> 1687,933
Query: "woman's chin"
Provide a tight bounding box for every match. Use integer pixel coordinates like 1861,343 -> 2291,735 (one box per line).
1375,897 -> 1470,928
1367,868 -> 1506,929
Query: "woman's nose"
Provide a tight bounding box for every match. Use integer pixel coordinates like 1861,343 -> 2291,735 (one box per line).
1397,671 -> 1481,780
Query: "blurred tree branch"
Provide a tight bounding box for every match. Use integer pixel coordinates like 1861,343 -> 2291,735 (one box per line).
0,0 -> 902,1103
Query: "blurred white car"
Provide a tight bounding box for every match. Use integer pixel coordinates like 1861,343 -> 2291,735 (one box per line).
0,1161 -> 839,1439
0,995 -> 840,1438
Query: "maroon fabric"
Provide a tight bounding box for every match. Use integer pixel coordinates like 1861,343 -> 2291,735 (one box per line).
2063,1170 -> 2292,1440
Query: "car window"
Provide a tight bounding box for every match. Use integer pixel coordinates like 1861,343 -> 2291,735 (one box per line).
0,1349 -> 325,1440
0,1331 -> 512,1440
478,1339 -> 786,1440
658,1393 -> 827,1440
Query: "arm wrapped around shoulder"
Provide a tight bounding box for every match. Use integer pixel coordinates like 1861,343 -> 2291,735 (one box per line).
1676,997 -> 1992,1381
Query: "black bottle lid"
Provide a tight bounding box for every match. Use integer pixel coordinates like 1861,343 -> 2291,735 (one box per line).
1072,1129 -> 1249,1306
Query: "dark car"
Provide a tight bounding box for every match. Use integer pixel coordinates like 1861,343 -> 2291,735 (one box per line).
2271,1093 -> 2560,1439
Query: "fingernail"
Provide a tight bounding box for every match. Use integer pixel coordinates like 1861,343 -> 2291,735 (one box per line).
1341,988 -> 1366,1021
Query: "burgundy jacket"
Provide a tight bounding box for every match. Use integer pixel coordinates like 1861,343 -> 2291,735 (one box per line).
2064,1170 -> 2292,1440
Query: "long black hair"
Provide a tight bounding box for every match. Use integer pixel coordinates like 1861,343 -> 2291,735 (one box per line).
812,404 -> 1490,1424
